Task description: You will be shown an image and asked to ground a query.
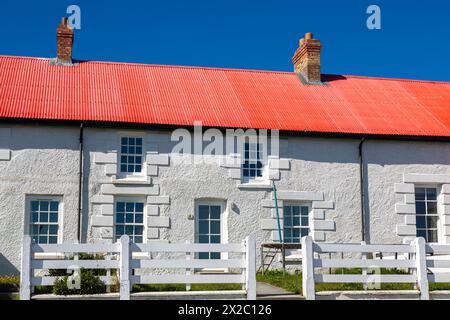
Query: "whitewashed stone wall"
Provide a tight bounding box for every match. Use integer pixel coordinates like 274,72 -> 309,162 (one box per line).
0,124 -> 449,275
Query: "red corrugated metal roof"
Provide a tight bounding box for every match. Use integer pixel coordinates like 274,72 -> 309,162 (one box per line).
0,55 -> 449,137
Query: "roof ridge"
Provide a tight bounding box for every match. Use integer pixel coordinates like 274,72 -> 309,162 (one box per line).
1,54 -> 449,84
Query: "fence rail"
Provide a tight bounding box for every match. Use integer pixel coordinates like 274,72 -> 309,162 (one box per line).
20,234 -> 256,300
302,236 -> 450,300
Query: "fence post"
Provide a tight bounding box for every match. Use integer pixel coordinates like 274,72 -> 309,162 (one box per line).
20,236 -> 32,300
361,240 -> 367,290
301,236 -> 315,300
245,234 -> 256,300
414,237 -> 429,300
119,235 -> 130,300
185,240 -> 191,291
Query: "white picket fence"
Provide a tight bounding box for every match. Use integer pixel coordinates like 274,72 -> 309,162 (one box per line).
302,236 -> 450,300
20,234 -> 256,300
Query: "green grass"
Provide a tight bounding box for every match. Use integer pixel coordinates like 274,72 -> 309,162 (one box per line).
257,269 -> 450,294
132,283 -> 242,292
0,275 -> 20,293
0,293 -> 19,300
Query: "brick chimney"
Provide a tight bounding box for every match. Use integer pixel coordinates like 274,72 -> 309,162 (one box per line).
292,32 -> 322,83
56,17 -> 74,64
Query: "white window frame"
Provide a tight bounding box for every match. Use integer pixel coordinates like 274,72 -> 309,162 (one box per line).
113,196 -> 147,244
195,200 -> 228,262
241,142 -> 268,183
25,195 -> 63,244
118,133 -> 146,180
414,185 -> 442,244
282,202 -> 311,243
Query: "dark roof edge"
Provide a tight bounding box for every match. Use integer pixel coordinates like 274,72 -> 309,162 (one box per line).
1,118 -> 449,143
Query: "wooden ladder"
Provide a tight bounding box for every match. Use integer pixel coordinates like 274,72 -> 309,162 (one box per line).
258,247 -> 281,274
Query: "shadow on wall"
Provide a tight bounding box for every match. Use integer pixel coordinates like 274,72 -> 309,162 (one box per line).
0,253 -> 19,276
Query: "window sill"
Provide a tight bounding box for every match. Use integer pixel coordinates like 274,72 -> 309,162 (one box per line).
238,182 -> 273,190
112,176 -> 151,185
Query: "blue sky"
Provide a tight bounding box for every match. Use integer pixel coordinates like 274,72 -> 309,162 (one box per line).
0,0 -> 449,81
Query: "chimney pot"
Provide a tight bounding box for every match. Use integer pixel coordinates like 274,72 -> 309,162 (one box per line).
292,32 -> 322,83
305,32 -> 313,40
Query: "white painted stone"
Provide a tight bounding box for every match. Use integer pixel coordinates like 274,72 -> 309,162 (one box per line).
147,228 -> 159,239
271,231 -> 281,242
91,195 -> 114,204
0,149 -> 11,161
313,209 -> 325,220
404,173 -> 450,184
147,196 -> 170,205
147,165 -> 159,176
101,204 -> 114,216
394,183 -> 415,194
442,184 -> 450,194
91,216 -> 114,227
396,225 -> 416,236
229,168 -> 241,180
146,154 -> 169,166
404,193 -> 416,204
269,158 -> 290,170
313,231 -> 326,242
270,208 -> 283,218
94,152 -> 117,164
277,191 -> 323,201
147,205 -> 159,216
104,163 -> 116,175
261,219 -> 279,230
147,216 -> 170,228
101,227 -> 113,239
312,201 -> 334,209
312,220 -> 335,231
268,169 -> 280,180
102,184 -> 159,196
404,215 -> 416,225
443,215 -> 450,226
442,226 -> 450,236
395,203 -> 416,214
442,195 -> 450,205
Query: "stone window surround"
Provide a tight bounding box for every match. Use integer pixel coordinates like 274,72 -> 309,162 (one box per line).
24,195 -> 64,244
260,191 -> 335,242
91,132 -> 171,242
394,173 -> 450,244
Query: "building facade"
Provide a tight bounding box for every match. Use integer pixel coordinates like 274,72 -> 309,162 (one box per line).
0,20 -> 449,275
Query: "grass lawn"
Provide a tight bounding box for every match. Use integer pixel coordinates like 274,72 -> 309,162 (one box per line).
257,269 -> 450,294
132,283 -> 242,292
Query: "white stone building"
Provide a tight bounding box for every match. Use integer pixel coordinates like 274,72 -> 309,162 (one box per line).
0,20 -> 449,275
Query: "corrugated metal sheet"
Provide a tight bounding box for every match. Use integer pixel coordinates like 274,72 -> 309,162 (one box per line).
0,55 -> 449,137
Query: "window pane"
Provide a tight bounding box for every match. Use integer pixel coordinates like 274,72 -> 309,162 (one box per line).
135,138 -> 143,145
428,230 -> 438,243
210,206 -> 221,220
415,201 -> 426,215
48,236 -> 57,244
427,202 -> 437,215
284,217 -> 292,226
125,202 -> 134,212
31,201 -> 39,211
426,188 -> 437,201
199,220 -> 208,234
199,252 -> 209,259
210,252 -> 220,260
416,215 -> 426,229
125,226 -> 133,234
40,201 -> 49,211
135,203 -> 144,212
135,226 -> 143,235
284,229 -> 292,237
417,229 -> 427,239
49,225 -> 58,235
210,221 -> 220,234
292,217 -> 300,226
135,214 -> 143,224
39,236 -> 47,244
415,188 -> 425,201
32,212 -> 39,223
301,206 -> 309,216
210,235 -> 220,243
134,236 -> 143,244
116,202 -> 125,212
40,212 -> 48,223
125,214 -> 133,223
283,206 -> 291,216
116,226 -> 124,235
301,216 -> 309,226
49,212 -> 58,223
198,206 -> 209,220
198,235 -> 208,243
50,201 -> 59,211
292,206 -> 300,216
293,229 -> 300,238
116,213 -> 124,223
427,216 -> 438,229
121,137 -> 128,145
